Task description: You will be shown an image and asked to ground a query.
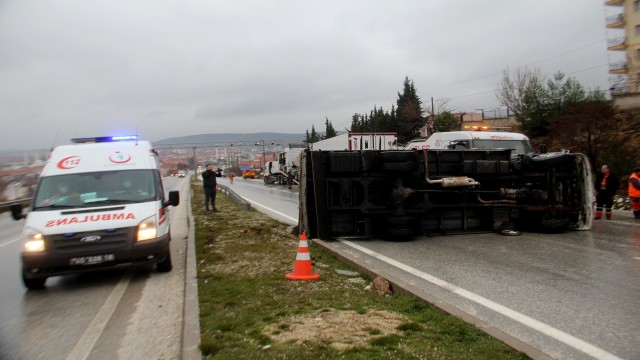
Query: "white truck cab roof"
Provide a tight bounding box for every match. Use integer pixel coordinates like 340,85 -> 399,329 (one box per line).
404,131 -> 533,154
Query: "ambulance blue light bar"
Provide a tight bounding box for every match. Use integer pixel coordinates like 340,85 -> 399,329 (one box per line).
71,135 -> 139,143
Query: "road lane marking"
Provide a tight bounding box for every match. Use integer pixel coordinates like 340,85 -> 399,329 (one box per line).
341,240 -> 624,360
0,236 -> 21,248
634,257 -> 640,261
65,271 -> 132,360
242,199 -> 298,224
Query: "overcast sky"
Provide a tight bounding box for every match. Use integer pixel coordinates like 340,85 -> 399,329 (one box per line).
0,0 -> 614,150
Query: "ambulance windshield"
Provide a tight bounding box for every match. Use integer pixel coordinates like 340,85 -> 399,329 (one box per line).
34,170 -> 157,209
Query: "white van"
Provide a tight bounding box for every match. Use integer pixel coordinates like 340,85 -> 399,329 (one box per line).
11,135 -> 179,289
404,130 -> 534,155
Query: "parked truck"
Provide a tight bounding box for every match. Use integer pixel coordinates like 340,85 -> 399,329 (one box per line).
403,130 -> 533,155
263,144 -> 307,186
310,132 -> 398,151
298,147 -> 593,240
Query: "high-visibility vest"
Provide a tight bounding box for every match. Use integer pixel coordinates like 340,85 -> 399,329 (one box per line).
629,173 -> 640,198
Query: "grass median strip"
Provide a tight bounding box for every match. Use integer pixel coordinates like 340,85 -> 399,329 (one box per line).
192,184 -> 529,359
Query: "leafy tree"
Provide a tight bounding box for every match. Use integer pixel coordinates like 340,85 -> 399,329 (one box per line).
434,111 -> 459,132
497,68 -> 593,137
395,77 -> 424,143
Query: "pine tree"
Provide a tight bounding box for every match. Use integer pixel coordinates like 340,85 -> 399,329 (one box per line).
395,77 -> 424,143
324,118 -> 337,139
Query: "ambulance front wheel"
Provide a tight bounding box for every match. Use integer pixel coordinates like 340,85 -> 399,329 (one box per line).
156,250 -> 173,272
22,272 -> 46,290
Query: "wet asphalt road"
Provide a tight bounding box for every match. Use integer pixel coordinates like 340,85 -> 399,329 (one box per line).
2,175 -> 638,359
223,177 -> 640,360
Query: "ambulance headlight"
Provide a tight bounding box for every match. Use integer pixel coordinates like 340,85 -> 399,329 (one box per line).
24,228 -> 45,252
137,215 -> 157,241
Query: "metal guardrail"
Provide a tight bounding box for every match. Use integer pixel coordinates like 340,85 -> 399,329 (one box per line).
217,185 -> 251,211
0,198 -> 32,214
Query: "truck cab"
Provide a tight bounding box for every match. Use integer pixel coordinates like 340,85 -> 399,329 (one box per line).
404,130 -> 533,155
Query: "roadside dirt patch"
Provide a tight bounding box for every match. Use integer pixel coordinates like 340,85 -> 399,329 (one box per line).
263,309 -> 407,350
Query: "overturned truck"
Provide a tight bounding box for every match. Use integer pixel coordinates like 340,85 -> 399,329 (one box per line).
299,149 -> 594,240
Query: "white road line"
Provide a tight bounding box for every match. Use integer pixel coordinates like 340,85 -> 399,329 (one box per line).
341,240 -> 624,360
65,271 -> 132,360
243,199 -> 298,224
0,236 -> 21,248
634,257 -> 640,261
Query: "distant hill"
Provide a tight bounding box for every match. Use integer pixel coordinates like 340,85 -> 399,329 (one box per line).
154,132 -> 307,147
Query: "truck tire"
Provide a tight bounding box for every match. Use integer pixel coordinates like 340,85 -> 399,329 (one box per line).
156,250 -> 173,272
386,216 -> 413,227
538,216 -> 570,233
22,273 -> 46,290
382,162 -> 417,173
380,151 -> 415,162
530,152 -> 570,166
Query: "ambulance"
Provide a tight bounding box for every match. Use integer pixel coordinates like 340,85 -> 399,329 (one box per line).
403,128 -> 534,155
11,135 -> 180,289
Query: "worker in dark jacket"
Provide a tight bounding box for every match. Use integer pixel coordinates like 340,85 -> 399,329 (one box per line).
202,165 -> 220,212
594,165 -> 620,220
629,167 -> 640,219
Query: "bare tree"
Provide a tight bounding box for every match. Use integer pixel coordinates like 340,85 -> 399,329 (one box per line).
496,67 -> 545,123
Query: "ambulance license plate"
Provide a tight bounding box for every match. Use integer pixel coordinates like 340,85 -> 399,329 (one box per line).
69,254 -> 115,266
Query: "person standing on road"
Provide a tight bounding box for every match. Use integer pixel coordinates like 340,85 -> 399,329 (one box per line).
202,165 -> 218,212
594,164 -> 619,220
628,167 -> 640,220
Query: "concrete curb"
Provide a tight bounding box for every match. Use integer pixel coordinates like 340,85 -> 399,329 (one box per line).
182,180 -> 201,360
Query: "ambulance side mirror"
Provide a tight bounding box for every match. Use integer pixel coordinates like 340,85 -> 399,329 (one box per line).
165,191 -> 180,207
11,204 -> 26,220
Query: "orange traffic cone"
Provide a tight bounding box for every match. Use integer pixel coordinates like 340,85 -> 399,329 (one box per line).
285,232 -> 320,281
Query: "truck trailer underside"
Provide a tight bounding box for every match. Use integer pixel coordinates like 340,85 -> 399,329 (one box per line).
299,149 -> 593,240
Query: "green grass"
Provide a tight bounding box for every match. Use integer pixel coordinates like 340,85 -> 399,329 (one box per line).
193,184 -> 529,359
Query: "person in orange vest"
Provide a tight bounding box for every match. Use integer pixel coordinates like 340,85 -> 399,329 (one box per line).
594,165 -> 619,220
629,167 -> 640,220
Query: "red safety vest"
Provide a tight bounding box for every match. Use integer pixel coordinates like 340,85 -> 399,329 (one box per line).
629,173 -> 640,198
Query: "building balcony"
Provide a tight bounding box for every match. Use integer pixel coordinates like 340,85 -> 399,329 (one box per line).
606,13 -> 624,28
610,83 -> 628,95
605,0 -> 624,6
609,60 -> 628,73
607,36 -> 627,50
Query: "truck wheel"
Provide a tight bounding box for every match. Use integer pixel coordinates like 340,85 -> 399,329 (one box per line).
22,273 -> 46,290
386,216 -> 412,227
382,162 -> 417,173
538,216 -> 570,233
157,251 -> 173,272
380,151 -> 415,162
530,152 -> 569,166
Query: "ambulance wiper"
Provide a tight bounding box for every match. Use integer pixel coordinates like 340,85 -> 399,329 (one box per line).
34,204 -> 77,210
86,199 -> 136,204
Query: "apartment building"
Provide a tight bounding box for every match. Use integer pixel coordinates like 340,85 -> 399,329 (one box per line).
606,0 -> 640,97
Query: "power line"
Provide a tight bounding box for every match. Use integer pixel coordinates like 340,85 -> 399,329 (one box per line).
423,39 -> 606,88
444,63 -> 608,100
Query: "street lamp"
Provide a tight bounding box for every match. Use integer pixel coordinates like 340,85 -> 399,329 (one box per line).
255,140 -> 265,168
